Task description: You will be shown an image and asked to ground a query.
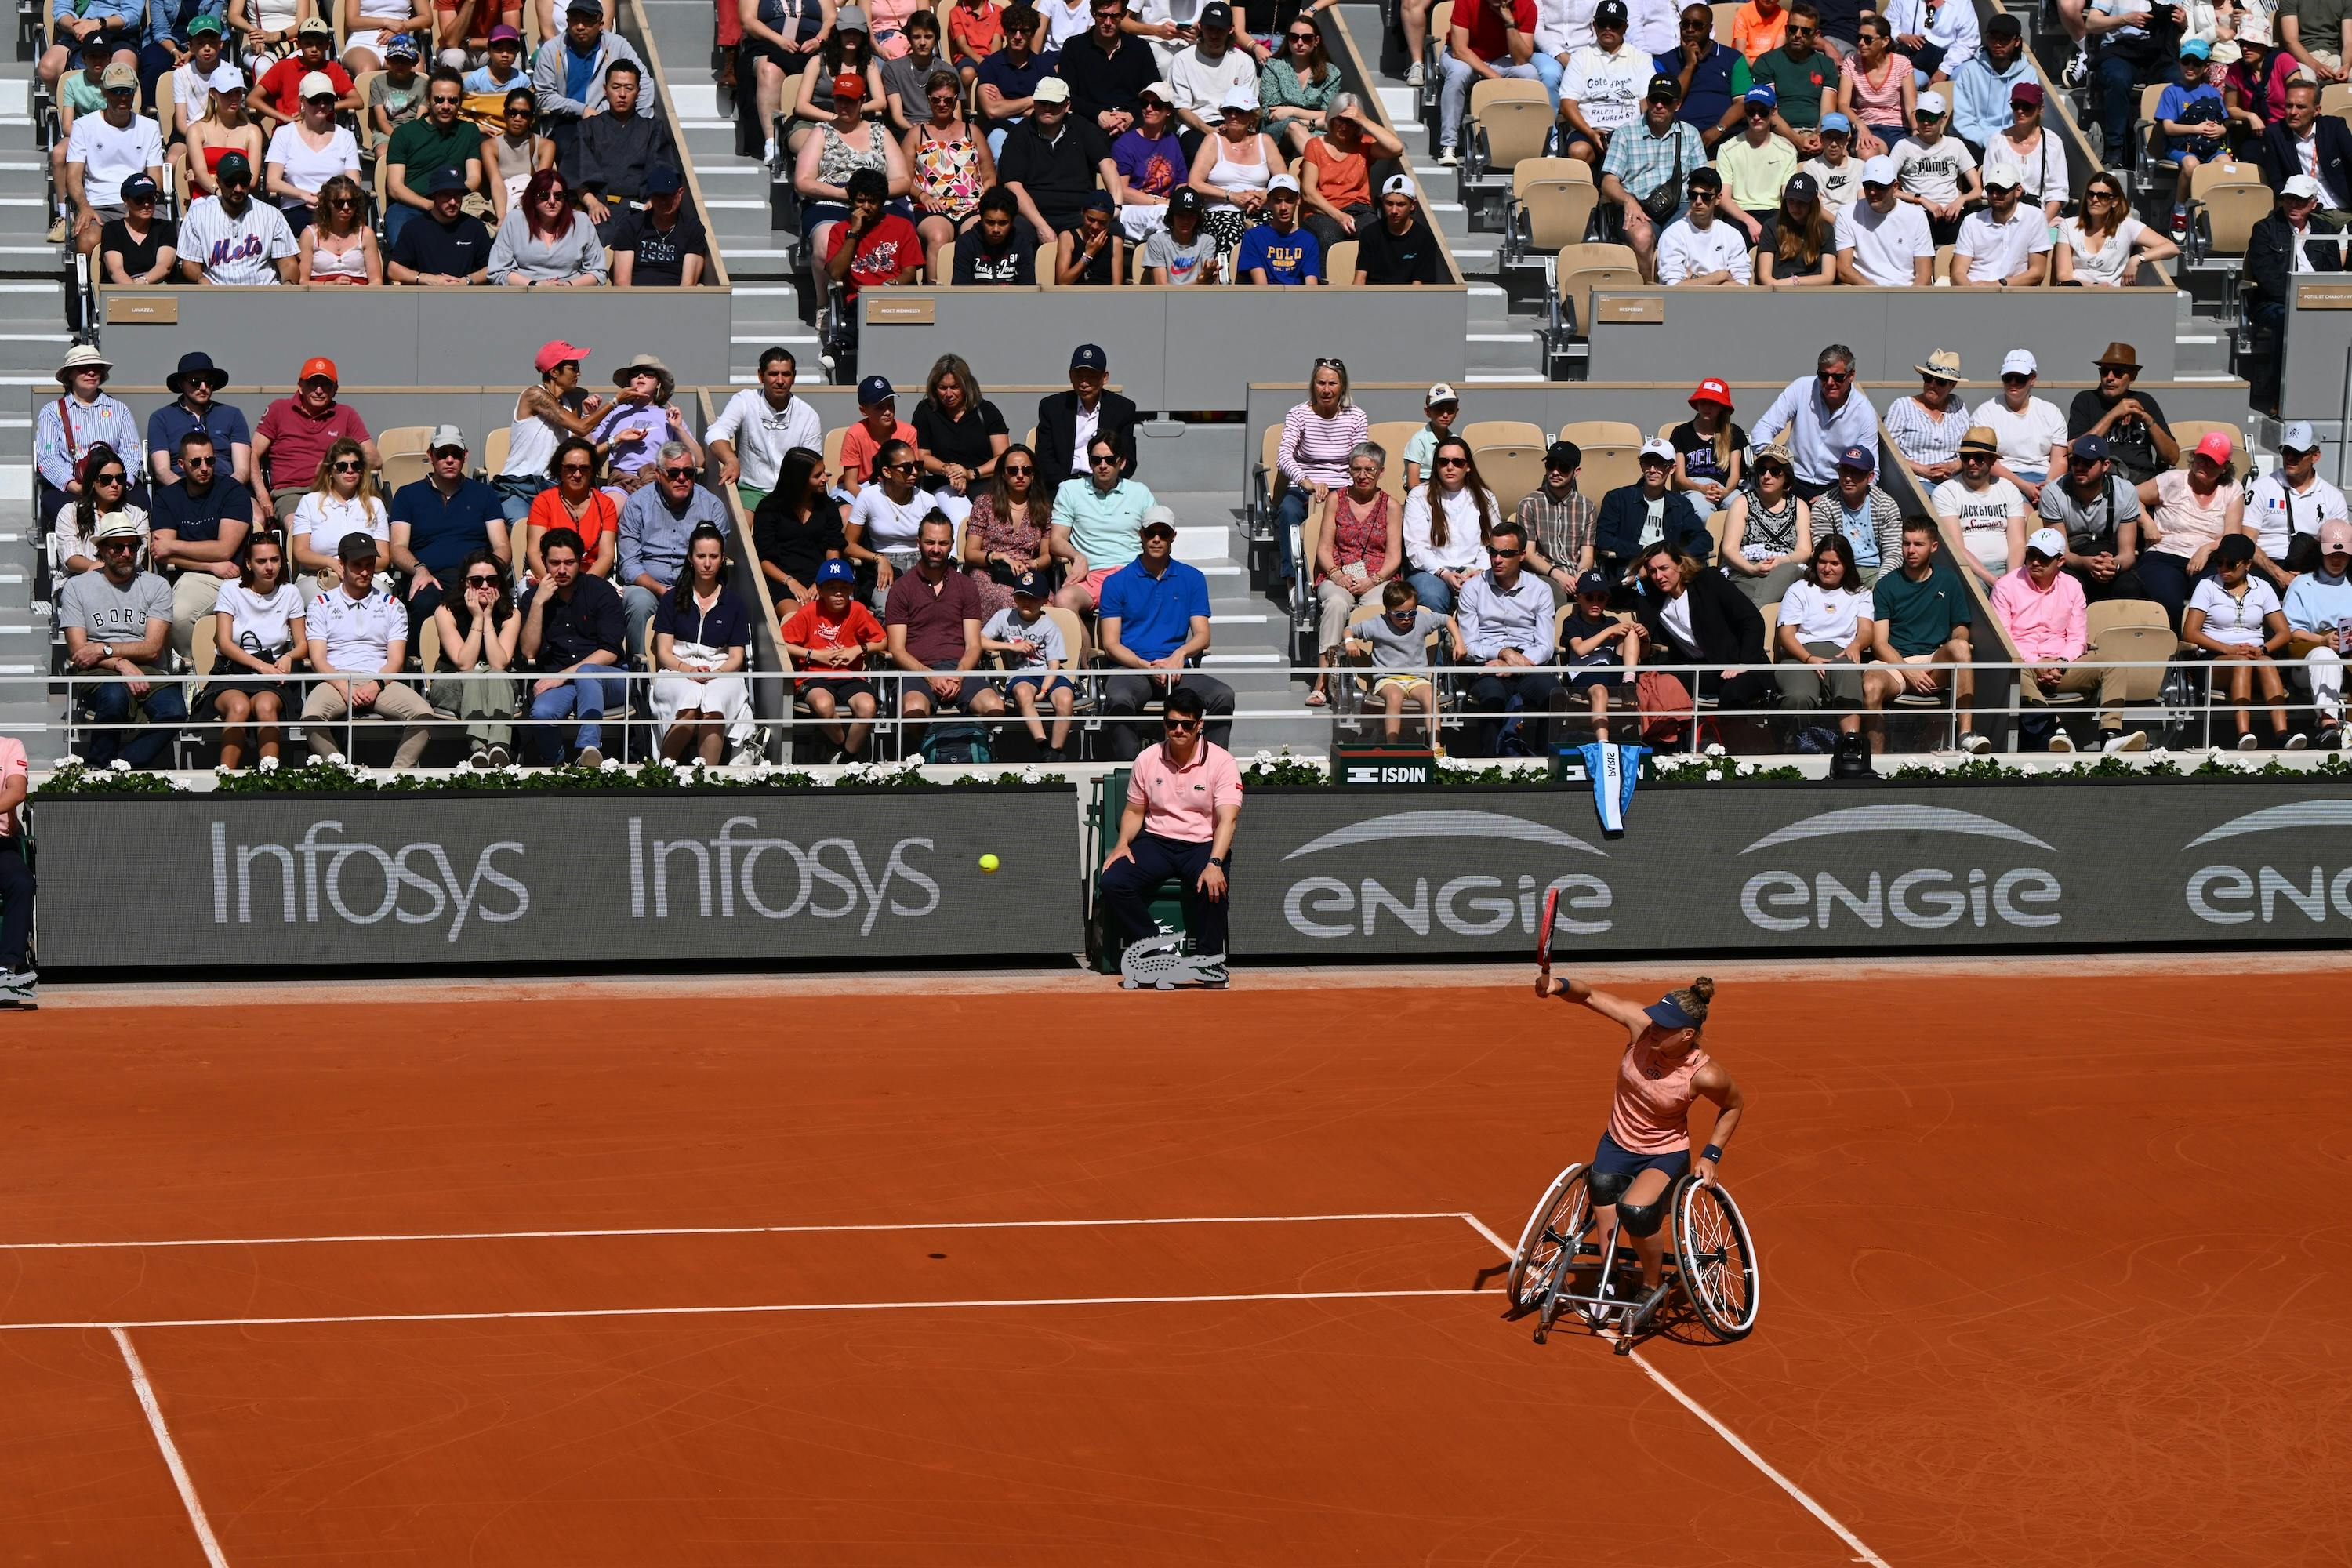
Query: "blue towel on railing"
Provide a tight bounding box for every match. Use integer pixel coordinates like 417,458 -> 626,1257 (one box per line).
1577,742 -> 1647,838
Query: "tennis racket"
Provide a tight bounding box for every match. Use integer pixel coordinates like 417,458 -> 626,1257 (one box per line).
1534,885 -> 1561,995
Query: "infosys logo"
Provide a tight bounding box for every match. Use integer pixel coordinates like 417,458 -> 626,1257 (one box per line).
2183,799 -> 2352,925
1278,808 -> 1616,939
1737,805 -> 2063,932
627,816 -> 940,935
206,820 -> 528,941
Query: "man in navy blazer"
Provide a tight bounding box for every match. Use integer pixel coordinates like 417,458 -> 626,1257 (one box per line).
1592,439 -> 1713,590
2258,82 -> 2352,213
1033,342 -> 1141,484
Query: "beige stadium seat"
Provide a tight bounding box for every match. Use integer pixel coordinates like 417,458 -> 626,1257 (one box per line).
2085,598 -> 2174,702
2325,82 -> 2352,116
1458,419 -> 1544,449
1473,443 -> 1546,511
481,426 -> 511,478
1325,238 -> 1358,285
1557,263 -> 1642,334
1577,442 -> 1642,495
1559,419 -> 1642,448
1468,78 -> 1554,170
1512,157 -> 1592,198
2187,159 -> 2263,200
1366,419 -> 1422,501
376,425 -> 435,491
1518,180 -> 1599,253
2192,183 -> 2272,256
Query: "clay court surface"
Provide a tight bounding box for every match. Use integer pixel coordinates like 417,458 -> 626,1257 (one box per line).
3,961 -> 2346,1565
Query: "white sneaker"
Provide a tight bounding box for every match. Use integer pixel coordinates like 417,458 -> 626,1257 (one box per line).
762,137 -> 779,166
2236,731 -> 2259,750
1405,60 -> 1425,85
728,739 -> 760,768
2060,45 -> 2088,88
0,969 -> 36,1009
1437,143 -> 1458,165
2101,728 -> 2147,753
2047,731 -> 2075,753
1962,732 -> 1991,756
2285,731 -> 2310,750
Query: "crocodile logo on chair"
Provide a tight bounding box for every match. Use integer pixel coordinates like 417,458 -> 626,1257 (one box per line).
1118,929 -> 1225,990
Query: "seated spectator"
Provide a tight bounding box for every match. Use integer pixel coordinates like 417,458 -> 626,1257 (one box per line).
1882,0 -> 1978,78
1755,169 -> 1834,282
209,534 -> 306,770
390,425 -> 508,629
1552,568 -> 1639,740
1635,537 -> 1774,731
341,0 -> 430,74
2252,421 -> 2347,583
1714,85 -> 1797,241
619,443 -> 728,655
256,19 -> 354,130
2065,341 -> 2176,485
951,183 -> 1041,280
1351,174 -> 1443,283
648,522 -> 755,765
177,152 -> 300,284
1140,184 -> 1223,281
591,353 -> 695,498
840,373 -> 917,488
36,345 -> 141,523
1094,684 -> 1239,982
1165,0 -> 1256,147
1884,347 -> 1968,485
1656,165 -> 1753,283
1295,94 -> 1399,252
1947,9 -> 2029,151
753,446 -> 846,606
609,165 -> 709,285
1595,437 -> 1711,594
1657,2 -> 1741,151
2041,434 -> 2147,604
1933,426 -> 2027,588
303,532 -> 434,766
253,358 -> 373,524
826,165 -> 927,298
150,430 -> 255,662
2060,169 -> 2183,288
99,172 -> 176,284
1109,82 -> 1184,240
2136,430 -> 2246,628
1262,13 -> 1341,145
182,70 -> 266,202
905,64 -> 994,256
1773,534 -> 1882,744
535,0 -> 645,165
227,0 -> 306,75
880,7 -> 952,127
1796,112 -> 1860,214
913,352 -> 1008,495
1036,343 -> 1139,480
465,25 -> 532,105
709,348 -> 822,510
52,448 -> 145,578
1239,173 -> 1321,282
1451,520 -> 1561,756
526,437 -> 621,581
740,0 -> 829,158
1737,0 -> 1840,155
1838,13 -> 1911,153
62,514 -> 183,768
1889,91 -> 1978,242
43,36 -> 114,241
149,352 -> 252,488
2185,532 -> 2296,747
980,568 -> 1074,756
497,342 -> 602,520
264,71 -> 361,233
570,60 -> 680,236
481,88 -> 555,224
488,168 -> 608,285
1996,82 -> 2071,226
1993,525 -> 2144,752
1186,86 -> 1285,252
1970,348 -> 2069,501
1668,377 -> 1744,518
1868,516 -> 1986,753
365,32 -> 424,135
1308,440 -> 1401,707
782,557 -> 890,758
885,512 -> 1007,736
1272,355 -> 1367,589
998,76 -> 1116,235
426,548 -> 521,768
1050,437 -> 1155,610
1402,435 -> 1497,612
1401,387 -> 1459,490
1721,442 -> 1812,604
383,67 -> 482,243
519,524 -> 629,763
2282,519 -> 2352,746
960,441 -> 1050,616
1817,444 -> 1900,585
795,59 -> 902,267
2245,176 -> 2347,413
387,165 -> 494,282
2154,40 -> 2229,234
1098,514 -> 1231,758
1339,578 -> 1442,742
65,63 -> 165,257
1947,156 -> 2049,285
290,437 -> 390,584
1833,153 -> 1934,283
1055,189 -> 1127,281
297,172 -> 382,282
1062,0 -> 1163,144
1559,0 -> 1649,165
1748,343 -> 1878,499
848,439 -> 947,602
974,3 -> 1054,159
2253,81 -> 2352,208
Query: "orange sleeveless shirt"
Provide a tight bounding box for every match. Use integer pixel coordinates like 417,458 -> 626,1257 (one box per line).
1606,1036 -> 1710,1154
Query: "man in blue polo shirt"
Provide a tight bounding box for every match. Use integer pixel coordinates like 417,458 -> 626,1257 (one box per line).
1098,508 -> 1234,759
1236,174 -> 1323,284
389,423 -> 508,633
148,425 -> 255,662
145,350 -> 252,487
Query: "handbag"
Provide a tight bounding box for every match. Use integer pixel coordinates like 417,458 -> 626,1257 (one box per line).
1640,133 -> 1687,226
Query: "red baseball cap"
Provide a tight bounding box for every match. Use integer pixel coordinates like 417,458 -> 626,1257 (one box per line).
299,356 -> 338,384
1689,376 -> 1733,408
833,71 -> 867,100
535,339 -> 591,374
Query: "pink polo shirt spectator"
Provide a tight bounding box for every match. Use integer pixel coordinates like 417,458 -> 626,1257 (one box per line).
1127,737 -> 1243,843
0,735 -> 24,837
1991,564 -> 2086,663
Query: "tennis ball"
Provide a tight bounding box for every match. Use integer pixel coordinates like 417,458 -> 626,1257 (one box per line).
978,854 -> 1000,873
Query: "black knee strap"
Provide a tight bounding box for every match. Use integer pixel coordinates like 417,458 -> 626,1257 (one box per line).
1587,1168 -> 1632,1210
1616,1195 -> 1668,1239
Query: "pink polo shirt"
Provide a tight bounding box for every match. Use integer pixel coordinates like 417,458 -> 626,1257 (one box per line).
1127,739 -> 1243,844
0,735 -> 25,838
1991,565 -> 2087,664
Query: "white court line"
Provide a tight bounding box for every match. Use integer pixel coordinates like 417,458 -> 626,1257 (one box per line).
1457,1214 -> 1891,1568
111,1327 -> 232,1568
0,1211 -> 1468,1253
14,1288 -> 1483,1334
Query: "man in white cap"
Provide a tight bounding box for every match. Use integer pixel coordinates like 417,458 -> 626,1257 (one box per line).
1947,156 -> 2050,286
1238,172 -> 1322,284
996,75 -> 1119,237
390,424 -> 510,630
2282,519 -> 2352,746
1833,154 -> 1933,285
2251,421 -> 2349,585
1968,348 -> 2068,503
1889,88 -> 1980,242
63,60 -> 165,256
1352,174 -> 1444,284
1991,532 -> 2144,753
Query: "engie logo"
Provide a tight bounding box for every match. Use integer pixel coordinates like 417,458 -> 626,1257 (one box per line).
627,816 -> 941,935
207,820 -> 528,940
1277,809 -> 1616,939
1737,805 -> 2063,932
2183,800 -> 2352,925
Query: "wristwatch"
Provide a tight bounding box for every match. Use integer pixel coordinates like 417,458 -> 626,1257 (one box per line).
1207,855 -> 1228,869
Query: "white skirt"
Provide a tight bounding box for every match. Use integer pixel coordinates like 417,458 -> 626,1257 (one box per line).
650,670 -> 752,739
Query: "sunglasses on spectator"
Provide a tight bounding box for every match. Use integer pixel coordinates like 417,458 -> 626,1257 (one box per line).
1288,27 -> 1318,40
430,93 -> 462,105
1090,453 -> 1120,466
2068,455 -> 2100,469
328,196 -> 357,207
1314,355 -> 1346,371
1436,456 -> 1469,467
466,573 -> 500,586
1163,716 -> 1200,731
1490,547 -> 1523,558
99,537 -> 139,550
1680,16 -> 1708,28
560,462 -> 593,474
1788,23 -> 1815,34
128,191 -> 156,204
661,465 -> 699,478
2002,372 -> 2032,384
95,470 -> 126,484
1003,464 -> 1033,477
332,459 -> 362,472
183,456 -> 216,468
1818,369 -> 1852,382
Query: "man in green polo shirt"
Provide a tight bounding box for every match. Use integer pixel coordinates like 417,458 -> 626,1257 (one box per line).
1870,515 -> 1988,752
1735,0 -> 1840,153
383,67 -> 482,247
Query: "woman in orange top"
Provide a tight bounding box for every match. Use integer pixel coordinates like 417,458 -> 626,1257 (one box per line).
523,437 -> 619,586
1537,973 -> 1747,1291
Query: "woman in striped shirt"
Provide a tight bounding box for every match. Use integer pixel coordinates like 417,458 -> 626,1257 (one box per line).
1274,354 -> 1368,587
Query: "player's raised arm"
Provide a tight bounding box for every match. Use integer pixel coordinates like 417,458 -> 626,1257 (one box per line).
1540,975 -> 1653,1033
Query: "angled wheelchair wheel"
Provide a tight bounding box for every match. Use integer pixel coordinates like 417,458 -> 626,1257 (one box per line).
1672,1177 -> 1759,1342
1508,1162 -> 1592,1313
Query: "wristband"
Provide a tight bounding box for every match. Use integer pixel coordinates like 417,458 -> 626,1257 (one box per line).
1700,1144 -> 1723,1163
